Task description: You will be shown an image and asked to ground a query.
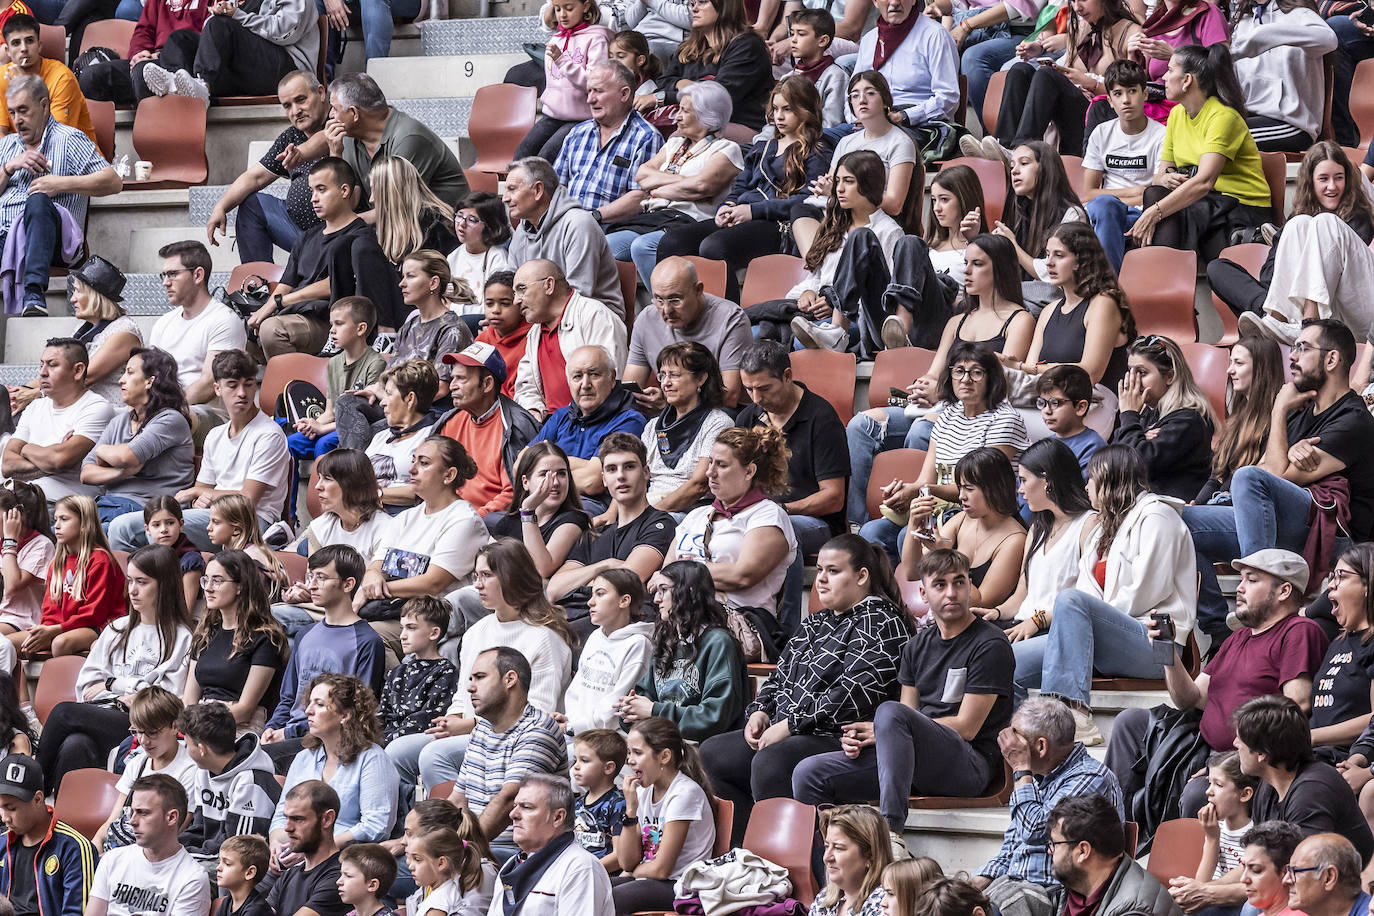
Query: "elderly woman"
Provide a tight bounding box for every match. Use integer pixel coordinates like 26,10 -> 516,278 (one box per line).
604,80 -> 744,288
9,256 -> 141,413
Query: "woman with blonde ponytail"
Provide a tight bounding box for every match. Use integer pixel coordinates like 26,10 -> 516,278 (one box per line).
395,250 -> 475,404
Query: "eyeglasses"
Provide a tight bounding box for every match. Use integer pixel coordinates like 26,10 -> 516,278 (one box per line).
1292,341 -> 1333,357
456,214 -> 484,225
1285,864 -> 1325,879
658,371 -> 690,382
472,570 -> 495,582
200,575 -> 233,589
651,295 -> 685,307
304,573 -> 339,585
1036,397 -> 1070,410
512,277 -> 553,294
159,268 -> 190,282
129,726 -> 168,738
950,366 -> 987,381
1045,837 -> 1077,851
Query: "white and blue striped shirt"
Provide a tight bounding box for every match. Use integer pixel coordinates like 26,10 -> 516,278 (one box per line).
0,116 -> 108,232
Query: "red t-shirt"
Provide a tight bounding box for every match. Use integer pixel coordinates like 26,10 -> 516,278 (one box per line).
442,407 -> 510,515
39,549 -> 127,633
1200,614 -> 1330,749
536,325 -> 572,412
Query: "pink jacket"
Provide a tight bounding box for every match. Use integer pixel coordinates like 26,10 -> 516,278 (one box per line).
541,24 -> 613,121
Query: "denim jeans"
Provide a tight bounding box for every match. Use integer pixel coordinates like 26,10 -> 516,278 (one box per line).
237,192 -> 304,264
1330,15 -> 1374,147
4,193 -> 64,301
1085,195 -> 1141,273
781,515 -> 830,635
1015,589 -> 1163,705
385,731 -> 435,813
317,0 -> 422,72
844,409 -> 933,526
96,495 -> 145,527
859,516 -> 906,566
961,35 -> 1021,117
605,228 -> 666,290
271,604 -> 322,639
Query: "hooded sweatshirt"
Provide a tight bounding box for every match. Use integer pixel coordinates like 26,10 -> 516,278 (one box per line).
180,734 -> 283,860
507,186 -> 627,318
231,0 -> 321,76
565,621 -> 654,734
1230,1 -> 1337,139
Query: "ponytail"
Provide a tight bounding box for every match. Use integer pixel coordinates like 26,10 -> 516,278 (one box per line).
1173,44 -> 1248,116
630,716 -> 715,797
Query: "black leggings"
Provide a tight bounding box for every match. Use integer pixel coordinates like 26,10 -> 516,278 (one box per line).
612,877 -> 676,915
995,61 -> 1090,155
700,729 -> 842,847
657,217 -> 789,302
38,701 -> 131,795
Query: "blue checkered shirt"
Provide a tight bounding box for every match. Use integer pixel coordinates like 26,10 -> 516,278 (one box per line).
979,743 -> 1125,887
553,111 -> 663,212
0,117 -> 109,233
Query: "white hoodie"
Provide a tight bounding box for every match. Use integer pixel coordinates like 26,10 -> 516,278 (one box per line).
564,621 -> 653,734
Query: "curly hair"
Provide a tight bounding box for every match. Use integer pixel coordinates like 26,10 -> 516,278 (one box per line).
300,673 -> 380,764
1048,221 -> 1136,341
713,426 -> 791,498
651,560 -> 734,676
935,341 -> 1009,408
766,76 -> 823,197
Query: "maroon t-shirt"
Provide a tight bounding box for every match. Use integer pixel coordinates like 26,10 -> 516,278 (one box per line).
1201,614 -> 1330,749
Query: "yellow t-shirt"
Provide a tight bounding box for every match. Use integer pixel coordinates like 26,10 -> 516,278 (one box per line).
0,57 -> 97,146
1161,95 -> 1270,209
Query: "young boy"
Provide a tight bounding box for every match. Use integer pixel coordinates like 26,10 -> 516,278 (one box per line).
378,596 -> 460,747
338,843 -> 399,916
1035,365 -> 1107,474
286,296 -> 387,459
571,729 -> 627,871
217,834 -> 274,916
1082,59 -> 1167,271
473,271 -> 529,399
95,686 -> 196,850
262,544 -> 387,769
784,10 -> 846,129
179,702 -> 282,867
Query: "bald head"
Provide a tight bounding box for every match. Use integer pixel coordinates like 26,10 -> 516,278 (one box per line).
513,259 -> 570,326
1286,833 -> 1363,912
650,257 -> 707,329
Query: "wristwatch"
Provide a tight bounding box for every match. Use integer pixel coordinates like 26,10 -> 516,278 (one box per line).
1012,769 -> 1034,783
591,208 -> 604,224
274,292 -> 284,310
621,814 -> 639,826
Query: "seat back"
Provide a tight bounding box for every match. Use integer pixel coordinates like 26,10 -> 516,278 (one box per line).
469,84 -> 537,175
739,253 -> 808,309
1260,151 -> 1286,224
228,261 -> 285,293
711,798 -> 733,856
940,157 -> 1008,225
274,550 -> 308,586
982,70 -> 1006,136
39,24 -> 64,61
742,798 -> 819,906
131,95 -> 208,186
1354,58 -> 1374,149
867,448 -> 926,521
683,256 -> 728,298
34,655 -> 86,725
88,100 -> 115,161
1120,247 -> 1198,341
54,768 -> 121,840
1146,818 -> 1207,883
1210,243 -> 1269,347
868,347 -> 937,409
1124,821 -> 1140,857
261,353 -> 329,414
1062,155 -> 1086,196
788,349 -> 856,424
80,18 -> 136,56
1178,341 -> 1229,422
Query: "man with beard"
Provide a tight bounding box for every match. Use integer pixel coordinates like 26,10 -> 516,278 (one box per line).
1045,795 -> 1180,916
1102,548 -> 1328,916
267,781 -> 349,916
1184,318 -> 1374,645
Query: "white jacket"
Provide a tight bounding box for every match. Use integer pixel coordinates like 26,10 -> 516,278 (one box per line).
487,839 -> 614,916
564,621 -> 653,734
1075,492 -> 1197,639
1231,2 -> 1337,139
675,848 -> 792,916
515,291 -> 628,419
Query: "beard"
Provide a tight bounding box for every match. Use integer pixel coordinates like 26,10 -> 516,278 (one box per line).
1293,365 -> 1325,393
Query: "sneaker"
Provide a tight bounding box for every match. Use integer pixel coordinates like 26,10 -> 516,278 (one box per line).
1260,222 -> 1280,246
882,315 -> 909,350
980,135 -> 1009,162
263,519 -> 294,549
20,292 -> 46,317
21,704 -> 39,740
1237,309 -> 1300,346
141,62 -> 174,97
1071,705 -> 1103,746
172,68 -> 210,105
791,316 -> 847,351
958,134 -> 985,159
889,830 -> 912,860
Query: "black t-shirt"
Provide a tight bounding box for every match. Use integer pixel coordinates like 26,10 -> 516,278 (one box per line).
1286,390 -> 1374,539
262,126 -> 324,234
575,506 -> 676,566
492,508 -> 591,542
1252,761 -> 1374,863
267,851 -> 348,916
1311,631 -> 1374,734
229,889 -> 275,916
194,625 -> 285,712
8,839 -> 38,916
736,385 -> 851,534
896,617 -> 1014,767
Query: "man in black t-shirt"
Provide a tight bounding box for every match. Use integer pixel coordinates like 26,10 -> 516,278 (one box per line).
792,548 -> 1014,833
1185,318 -> 1374,643
266,781 -> 348,916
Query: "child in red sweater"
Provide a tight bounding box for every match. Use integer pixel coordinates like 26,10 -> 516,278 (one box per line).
474,271 -> 529,400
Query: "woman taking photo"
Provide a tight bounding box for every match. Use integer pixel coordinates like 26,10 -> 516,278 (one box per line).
668,426 -> 797,622
270,673 -> 399,846
1012,446 -> 1196,742
1111,334 -> 1217,500
701,534 -> 913,845
83,347 -> 194,525
447,191 -> 512,312
182,549 -> 289,734
1311,543 -> 1374,760
38,543 -> 194,794
641,342 -> 734,514
809,805 -> 893,916
366,360 -> 439,510
618,560 -> 746,742
607,80 -> 744,288
373,157 -> 460,265
490,443 -> 591,577
1128,44 -> 1271,260
1195,335 -> 1284,505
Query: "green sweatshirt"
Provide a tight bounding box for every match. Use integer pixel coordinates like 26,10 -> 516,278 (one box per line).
629,626 -> 746,741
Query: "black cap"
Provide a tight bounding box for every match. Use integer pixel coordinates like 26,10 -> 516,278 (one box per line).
0,754 -> 42,799
69,255 -> 126,303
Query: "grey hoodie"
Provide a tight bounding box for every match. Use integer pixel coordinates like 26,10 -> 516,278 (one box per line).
508,186 -> 627,317
233,0 -> 320,76
565,620 -> 654,734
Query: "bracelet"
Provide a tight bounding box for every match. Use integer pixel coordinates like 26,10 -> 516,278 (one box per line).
1,538 -> 16,549
519,509 -> 537,522
1031,609 -> 1049,631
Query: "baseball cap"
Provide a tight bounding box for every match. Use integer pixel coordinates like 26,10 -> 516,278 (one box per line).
0,754 -> 42,800
441,342 -> 506,385
1232,549 -> 1309,593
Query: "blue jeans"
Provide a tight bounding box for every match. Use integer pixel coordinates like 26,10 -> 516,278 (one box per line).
3,193 -> 63,301
844,409 -> 932,527
859,516 -> 906,566
317,0 -> 422,71
116,0 -> 142,18
24,0 -> 63,23
961,35 -> 1021,118
96,495 -> 145,527
606,229 -> 665,290
271,604 -> 321,639
237,192 -> 304,264
1330,15 -> 1374,147
1085,195 -> 1141,273
1014,589 -> 1162,705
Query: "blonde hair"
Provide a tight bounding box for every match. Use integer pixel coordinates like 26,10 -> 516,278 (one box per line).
816,805 -> 893,911
47,495 -> 114,603
1127,335 -> 1219,427
71,277 -> 125,322
883,857 -> 944,914
373,158 -> 455,264
402,249 -> 464,307
209,494 -> 287,592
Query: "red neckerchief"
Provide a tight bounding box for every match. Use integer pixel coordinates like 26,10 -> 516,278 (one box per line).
792,54 -> 836,82
873,14 -> 919,70
556,20 -> 590,50
710,487 -> 769,520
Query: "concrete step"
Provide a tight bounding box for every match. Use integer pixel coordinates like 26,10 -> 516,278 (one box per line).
127,227 -> 287,273
89,189 -> 193,271
417,15 -> 542,55
367,52 -> 525,100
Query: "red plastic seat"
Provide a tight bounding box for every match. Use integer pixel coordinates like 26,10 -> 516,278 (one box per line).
940,157 -> 1008,225
88,100 -> 115,162
39,24 -> 63,61
228,261 -> 285,295
982,70 -> 1005,136
54,768 -> 119,840
33,655 -> 85,725
910,760 -> 1013,809
125,95 -> 208,189
742,798 -> 819,906
739,253 -> 807,310
788,348 -> 856,424
261,353 -> 329,414
866,448 -> 926,521
80,18 -> 136,56
1121,247 -> 1198,341
468,84 -> 537,180
868,347 -> 937,409
1178,341 -> 1230,422
1147,818 -> 1207,883
1210,244 -> 1267,347
682,255 -> 727,298
1260,151 -> 1287,224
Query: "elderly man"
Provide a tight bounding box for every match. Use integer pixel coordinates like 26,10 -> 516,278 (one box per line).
490,773 -> 614,915
504,157 -> 626,317
1047,795 -> 1181,916
206,69 -> 329,262
974,698 -> 1124,916
0,74 -> 120,315
513,259 -> 627,422
625,256 -> 752,410
1284,833 -> 1371,916
531,345 -> 646,505
855,0 -> 959,127
553,61 -> 662,223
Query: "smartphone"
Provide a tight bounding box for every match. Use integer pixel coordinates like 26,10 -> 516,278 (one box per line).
1035,56 -> 1057,68
1358,3 -> 1374,26
621,381 -> 644,394
1150,611 -> 1176,666
887,386 -> 910,408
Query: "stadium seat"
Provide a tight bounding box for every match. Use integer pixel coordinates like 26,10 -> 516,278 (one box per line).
54,768 -> 120,840
683,255 -> 728,298
982,71 -> 1005,137
468,84 -> 537,181
1147,818 -> 1207,884
1062,155 -> 1085,196
1121,247 -> 1198,341
616,259 -> 638,324
940,157 -> 1008,225
866,448 -> 927,522
112,550 -> 130,571
1354,59 -> 1374,150
1178,341 -> 1229,423
261,353 -> 329,415
789,348 -> 856,424
739,253 -> 807,310
33,655 -> 85,725
711,798 -> 733,856
88,100 -> 115,162
1209,243 -> 1267,348
274,550 -> 308,585
39,24 -> 63,61
125,95 -> 208,188
868,347 -> 937,409
1260,151 -> 1286,225
466,170 -> 499,193
742,798 -> 819,906
80,18 -> 135,56
909,760 -> 1013,809
228,262 -> 285,297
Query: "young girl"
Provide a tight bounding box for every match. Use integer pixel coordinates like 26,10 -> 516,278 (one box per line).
786,150 -> 904,357
208,495 -> 288,596
609,29 -> 661,96
1197,751 -> 1257,882
1111,335 -> 1217,500
446,191 -> 512,314
612,716 -> 717,914
881,857 -> 944,916
517,0 -> 613,160
143,496 -> 205,613
994,142 -> 1088,312
406,818 -> 497,916
0,482 -> 53,637
564,569 -> 654,734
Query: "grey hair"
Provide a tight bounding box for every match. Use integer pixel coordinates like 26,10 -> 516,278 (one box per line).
679,80 -> 734,133
521,773 -> 575,825
6,74 -> 46,105
739,339 -> 791,380
278,69 -> 322,93
590,60 -> 637,93
510,156 -> 559,195
1013,697 -> 1075,749
330,72 -> 388,112
1304,834 -> 1364,896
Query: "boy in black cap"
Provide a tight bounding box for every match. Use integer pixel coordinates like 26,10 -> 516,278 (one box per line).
0,753 -> 99,916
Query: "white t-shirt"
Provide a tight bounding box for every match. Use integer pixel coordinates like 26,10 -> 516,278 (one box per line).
149,300 -> 248,390
366,423 -> 435,489
371,498 -> 489,599
197,411 -> 291,524
806,126 -> 918,208
659,136 -> 746,223
447,246 -> 512,314
636,772 -> 714,880
671,498 -> 798,613
13,389 -> 114,499
304,511 -> 392,556
409,863 -> 498,916
90,844 -> 211,916
1083,118 -> 1166,190
115,742 -> 199,797
929,246 -> 966,276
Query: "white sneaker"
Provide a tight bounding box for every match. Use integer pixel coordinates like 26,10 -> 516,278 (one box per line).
1071,705 -> 1103,746
959,134 -> 985,159
141,63 -> 174,97
791,316 -> 847,351
1237,309 -> 1300,346
882,315 -> 909,350
980,135 -> 1009,162
22,704 -> 39,739
172,68 -> 210,105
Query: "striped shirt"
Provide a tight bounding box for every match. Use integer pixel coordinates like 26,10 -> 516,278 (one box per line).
931,400 -> 1030,468
457,704 -> 568,845
553,111 -> 663,212
0,116 -> 108,232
